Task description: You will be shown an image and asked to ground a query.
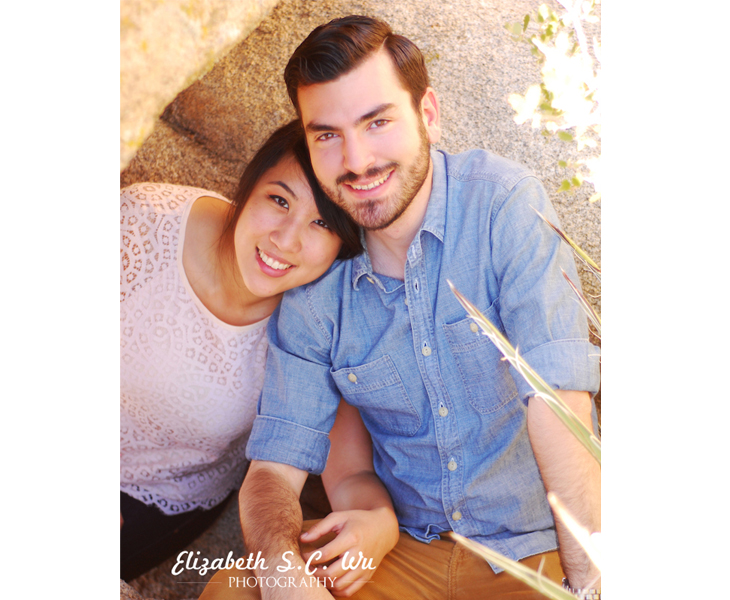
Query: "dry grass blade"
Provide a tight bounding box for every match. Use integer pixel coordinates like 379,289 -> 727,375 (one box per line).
531,206 -> 601,280
448,281 -> 600,464
451,533 -> 577,600
547,492 -> 602,570
561,269 -> 601,338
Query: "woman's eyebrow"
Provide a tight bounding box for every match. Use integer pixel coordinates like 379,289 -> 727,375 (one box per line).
268,180 -> 298,200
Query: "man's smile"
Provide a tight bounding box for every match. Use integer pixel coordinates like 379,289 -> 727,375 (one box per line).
346,169 -> 394,191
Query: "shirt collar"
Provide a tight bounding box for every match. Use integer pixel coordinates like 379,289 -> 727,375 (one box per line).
351,149 -> 447,290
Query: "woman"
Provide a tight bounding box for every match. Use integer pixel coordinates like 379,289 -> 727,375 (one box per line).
120,121 -> 398,589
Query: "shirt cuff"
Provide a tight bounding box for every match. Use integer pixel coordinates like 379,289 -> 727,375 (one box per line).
513,339 -> 601,402
245,415 -> 331,475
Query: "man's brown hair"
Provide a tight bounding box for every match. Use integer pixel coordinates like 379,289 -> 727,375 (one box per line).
284,15 -> 430,114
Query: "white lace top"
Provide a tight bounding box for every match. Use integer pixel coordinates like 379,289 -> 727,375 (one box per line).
120,183 -> 268,515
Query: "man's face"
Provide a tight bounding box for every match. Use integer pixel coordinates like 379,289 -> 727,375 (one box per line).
298,49 -> 440,231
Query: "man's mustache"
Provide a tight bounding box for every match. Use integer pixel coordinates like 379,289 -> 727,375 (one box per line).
336,163 -> 397,186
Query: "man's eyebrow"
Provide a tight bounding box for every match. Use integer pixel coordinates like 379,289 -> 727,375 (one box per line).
268,180 -> 297,199
305,103 -> 396,134
355,103 -> 395,126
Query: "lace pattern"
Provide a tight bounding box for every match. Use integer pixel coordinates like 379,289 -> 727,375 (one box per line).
120,183 -> 268,515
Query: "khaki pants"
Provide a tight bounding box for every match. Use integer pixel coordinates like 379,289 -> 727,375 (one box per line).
199,520 -> 564,600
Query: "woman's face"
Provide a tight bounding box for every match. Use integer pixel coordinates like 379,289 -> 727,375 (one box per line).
234,154 -> 343,299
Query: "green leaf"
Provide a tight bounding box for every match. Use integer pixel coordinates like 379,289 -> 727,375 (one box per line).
531,207 -> 601,279
447,281 -> 601,464
558,160 -> 568,168
561,270 -> 601,337
557,131 -> 574,142
571,174 -> 583,187
558,180 -> 572,192
523,14 -> 530,31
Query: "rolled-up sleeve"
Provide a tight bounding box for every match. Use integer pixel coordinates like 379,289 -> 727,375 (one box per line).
490,176 -> 601,399
518,339 -> 600,400
245,285 -> 342,474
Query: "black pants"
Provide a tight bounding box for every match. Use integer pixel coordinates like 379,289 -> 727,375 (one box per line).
120,491 -> 234,581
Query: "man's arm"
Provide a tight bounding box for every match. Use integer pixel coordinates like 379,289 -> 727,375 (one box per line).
239,460 -> 330,599
527,389 -> 601,591
302,401 -> 399,597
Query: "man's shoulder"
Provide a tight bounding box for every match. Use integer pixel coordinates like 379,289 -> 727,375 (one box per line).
280,258 -> 351,312
440,148 -> 537,191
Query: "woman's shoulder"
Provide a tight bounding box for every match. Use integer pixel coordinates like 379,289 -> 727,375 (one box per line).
120,183 -> 231,214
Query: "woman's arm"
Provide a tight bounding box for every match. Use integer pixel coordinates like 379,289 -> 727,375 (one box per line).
301,400 -> 399,597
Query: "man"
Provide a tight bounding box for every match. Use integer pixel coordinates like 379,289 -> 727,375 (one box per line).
201,15 -> 600,600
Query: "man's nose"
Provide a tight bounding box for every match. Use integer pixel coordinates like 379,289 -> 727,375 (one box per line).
342,134 -> 375,175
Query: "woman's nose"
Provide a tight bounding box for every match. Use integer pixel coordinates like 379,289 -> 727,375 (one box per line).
270,218 -> 303,254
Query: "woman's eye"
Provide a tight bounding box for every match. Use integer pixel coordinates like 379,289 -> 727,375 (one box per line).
313,219 -> 330,230
270,195 -> 289,209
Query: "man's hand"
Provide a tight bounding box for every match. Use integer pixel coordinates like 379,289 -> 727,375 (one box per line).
301,507 -> 399,597
316,400 -> 400,597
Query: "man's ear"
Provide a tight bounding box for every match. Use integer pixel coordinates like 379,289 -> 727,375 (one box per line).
420,87 -> 441,144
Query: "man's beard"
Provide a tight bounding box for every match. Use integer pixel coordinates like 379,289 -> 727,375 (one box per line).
322,121 -> 431,231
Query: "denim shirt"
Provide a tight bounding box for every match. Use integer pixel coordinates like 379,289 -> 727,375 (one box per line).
247,148 -> 600,567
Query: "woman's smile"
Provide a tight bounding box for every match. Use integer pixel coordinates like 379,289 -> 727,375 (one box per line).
256,247 -> 294,274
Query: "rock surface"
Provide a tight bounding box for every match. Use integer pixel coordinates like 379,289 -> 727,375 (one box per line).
121,1 -> 601,598
121,0 -> 280,170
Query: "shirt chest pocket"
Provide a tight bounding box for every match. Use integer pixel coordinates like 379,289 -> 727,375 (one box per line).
442,307 -> 519,415
331,355 -> 421,437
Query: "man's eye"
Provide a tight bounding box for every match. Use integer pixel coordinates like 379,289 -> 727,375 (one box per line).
316,132 -> 337,142
270,195 -> 289,209
369,119 -> 388,129
313,219 -> 330,229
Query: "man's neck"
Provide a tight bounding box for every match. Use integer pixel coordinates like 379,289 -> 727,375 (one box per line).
366,160 -> 433,280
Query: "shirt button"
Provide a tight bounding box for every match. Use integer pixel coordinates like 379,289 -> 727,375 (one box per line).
439,406 -> 449,417
452,511 -> 462,521
347,373 -> 357,383
422,346 -> 431,356
470,322 -> 479,333
448,459 -> 457,471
